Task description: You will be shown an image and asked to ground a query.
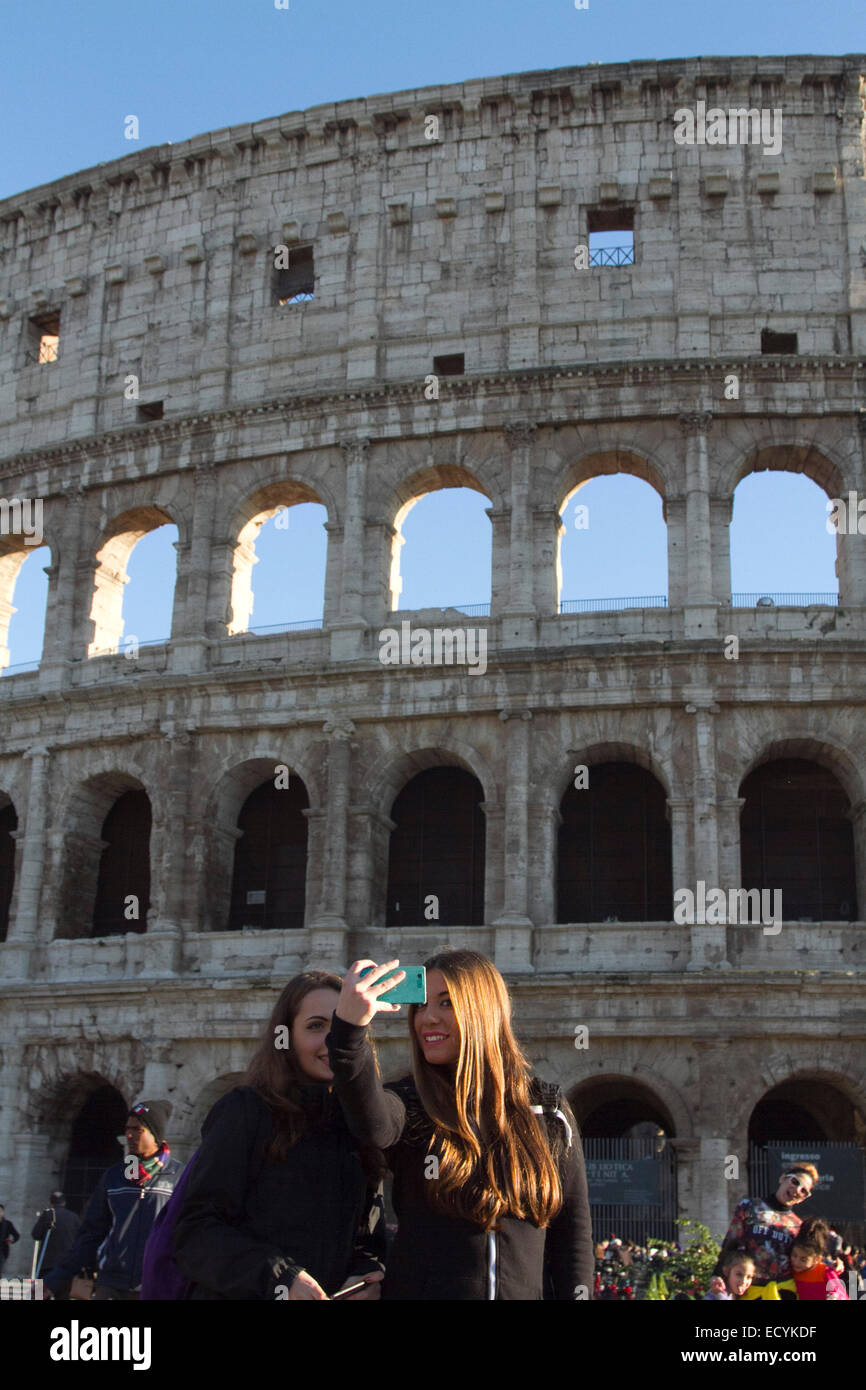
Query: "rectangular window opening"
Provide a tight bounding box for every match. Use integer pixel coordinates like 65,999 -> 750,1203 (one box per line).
137,401 -> 164,421
433,353 -> 465,376
761,329 -> 798,354
29,311 -> 60,365
274,246 -> 315,306
587,209 -> 635,267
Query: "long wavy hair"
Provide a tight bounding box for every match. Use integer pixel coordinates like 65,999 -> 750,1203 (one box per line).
244,970 -> 384,1179
407,949 -> 564,1230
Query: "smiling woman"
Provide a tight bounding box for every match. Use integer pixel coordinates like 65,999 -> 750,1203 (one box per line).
171,971 -> 387,1301
329,950 -> 595,1300
714,1162 -> 820,1289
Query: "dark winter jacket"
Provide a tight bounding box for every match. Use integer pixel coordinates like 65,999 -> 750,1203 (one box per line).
0,1218 -> 19,1262
172,1084 -> 386,1300
327,1013 -> 595,1301
44,1157 -> 182,1295
31,1206 -> 81,1269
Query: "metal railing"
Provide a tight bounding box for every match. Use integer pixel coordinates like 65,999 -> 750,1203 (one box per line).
0,660 -> 40,677
590,244 -> 635,267
730,592 -> 838,607
559,596 -> 667,613
244,619 -> 323,635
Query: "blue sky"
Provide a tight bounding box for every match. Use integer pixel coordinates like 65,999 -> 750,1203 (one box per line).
2,1 -> 857,665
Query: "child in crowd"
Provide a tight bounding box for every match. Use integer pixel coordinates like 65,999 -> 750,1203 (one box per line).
759,1219 -> 849,1300
704,1250 -> 756,1299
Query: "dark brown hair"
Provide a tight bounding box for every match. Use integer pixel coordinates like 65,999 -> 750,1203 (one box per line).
793,1217 -> 829,1258
244,970 -> 384,1180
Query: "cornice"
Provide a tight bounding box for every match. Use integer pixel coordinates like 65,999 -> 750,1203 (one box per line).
2,356 -> 864,482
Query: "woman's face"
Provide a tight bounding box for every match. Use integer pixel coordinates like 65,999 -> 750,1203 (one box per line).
290,988 -> 340,1082
775,1171 -> 814,1206
790,1247 -> 818,1273
414,969 -> 460,1067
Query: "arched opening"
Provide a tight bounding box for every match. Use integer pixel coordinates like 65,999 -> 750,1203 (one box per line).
569,1076 -> 678,1244
228,483 -> 327,635
61,1083 -> 128,1215
228,776 -> 309,930
729,466 -> 838,603
0,798 -> 17,941
88,508 -> 178,656
92,789 -> 152,935
389,472 -> 492,612
748,1079 -> 866,1245
386,766 -> 485,926
559,473 -> 667,612
2,543 -> 50,673
739,758 -> 857,921
58,773 -> 151,939
557,762 -> 672,923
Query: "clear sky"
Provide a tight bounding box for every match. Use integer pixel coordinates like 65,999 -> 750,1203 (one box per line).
1,1 -> 857,666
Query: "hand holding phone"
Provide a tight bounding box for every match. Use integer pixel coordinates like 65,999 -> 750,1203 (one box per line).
336,959 -> 407,1027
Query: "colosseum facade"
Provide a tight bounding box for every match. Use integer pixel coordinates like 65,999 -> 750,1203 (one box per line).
0,53 -> 865,1267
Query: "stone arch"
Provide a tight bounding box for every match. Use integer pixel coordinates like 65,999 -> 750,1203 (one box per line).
549,738 -> 674,809
87,504 -> 178,655
201,755 -> 317,932
733,734 -> 864,810
568,1067 -> 693,1139
723,439 -> 847,501
365,740 -> 498,817
225,477 -> 330,635
728,1061 -> 866,1152
382,462 -> 493,612
0,526 -> 52,673
556,446 -> 668,513
553,447 -> 669,611
54,770 -> 152,939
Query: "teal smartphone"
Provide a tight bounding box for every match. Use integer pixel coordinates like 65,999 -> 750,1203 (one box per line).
359,965 -> 426,1005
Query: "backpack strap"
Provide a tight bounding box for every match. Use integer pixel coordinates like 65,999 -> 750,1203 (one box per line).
529,1079 -> 573,1150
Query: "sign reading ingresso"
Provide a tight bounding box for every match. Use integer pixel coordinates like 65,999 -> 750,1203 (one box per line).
766,1146 -> 866,1224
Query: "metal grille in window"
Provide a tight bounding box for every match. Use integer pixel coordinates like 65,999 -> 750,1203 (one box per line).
589,244 -> 635,266
275,247 -> 315,305
29,311 -> 61,365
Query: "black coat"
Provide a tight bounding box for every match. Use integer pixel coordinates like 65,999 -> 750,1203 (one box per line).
172,1084 -> 385,1300
327,1014 -> 595,1301
31,1207 -> 81,1269
0,1218 -> 19,1263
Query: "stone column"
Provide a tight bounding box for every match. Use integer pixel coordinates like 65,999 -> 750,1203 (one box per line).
2,746 -> 50,978
501,424 -> 538,648
171,461 -> 218,674
664,494 -> 687,614
330,439 -> 371,660
849,800 -> 866,925
684,700 -> 730,969
533,505 -> 565,617
493,709 -> 534,973
667,797 -> 692,914
148,724 -> 195,968
710,494 -> 734,604
39,484 -> 86,691
485,507 -> 511,620
678,413 -> 718,638
717,796 -> 746,898
308,717 -> 355,965
3,1132 -> 54,1277
834,414 -> 866,607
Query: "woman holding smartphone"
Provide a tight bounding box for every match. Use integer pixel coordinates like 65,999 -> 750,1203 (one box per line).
328,949 -> 594,1300
173,970 -> 385,1300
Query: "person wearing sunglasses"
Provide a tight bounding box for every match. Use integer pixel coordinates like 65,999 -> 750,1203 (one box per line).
714,1163 -> 819,1289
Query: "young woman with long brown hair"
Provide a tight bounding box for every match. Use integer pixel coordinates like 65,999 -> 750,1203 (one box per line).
328,949 -> 594,1300
173,970 -> 385,1300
